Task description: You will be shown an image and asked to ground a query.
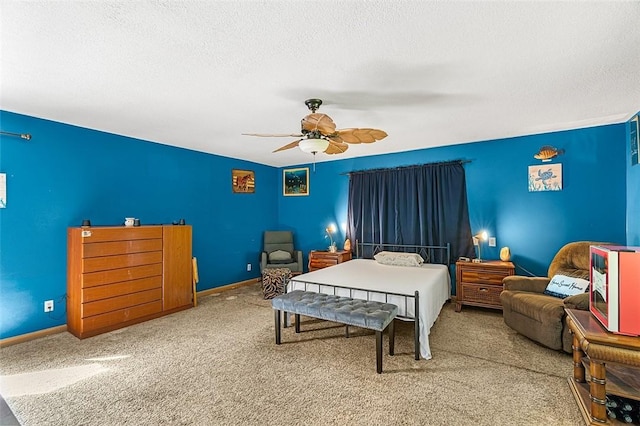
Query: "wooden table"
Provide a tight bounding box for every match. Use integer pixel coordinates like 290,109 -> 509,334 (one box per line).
308,250 -> 352,272
455,260 -> 514,312
566,309 -> 640,425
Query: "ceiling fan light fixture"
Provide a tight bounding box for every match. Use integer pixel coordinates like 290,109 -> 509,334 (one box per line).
298,138 -> 329,154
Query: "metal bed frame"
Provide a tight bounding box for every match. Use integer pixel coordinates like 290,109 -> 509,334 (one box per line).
354,241 -> 451,266
286,241 -> 451,360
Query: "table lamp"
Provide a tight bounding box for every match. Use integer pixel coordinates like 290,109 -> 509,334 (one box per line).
473,230 -> 488,262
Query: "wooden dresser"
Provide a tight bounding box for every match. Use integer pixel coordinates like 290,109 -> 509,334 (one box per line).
455,260 -> 515,312
308,250 -> 352,272
67,225 -> 193,338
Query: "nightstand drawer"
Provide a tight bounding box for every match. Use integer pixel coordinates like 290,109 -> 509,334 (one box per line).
309,257 -> 338,268
460,270 -> 509,285
460,283 -> 503,306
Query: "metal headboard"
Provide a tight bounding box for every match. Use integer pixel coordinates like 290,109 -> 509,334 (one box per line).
354,240 -> 451,265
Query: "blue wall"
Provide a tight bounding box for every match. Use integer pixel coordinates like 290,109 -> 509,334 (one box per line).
0,110 -> 630,340
627,113 -> 640,245
279,124 -> 628,280
0,111 -> 279,339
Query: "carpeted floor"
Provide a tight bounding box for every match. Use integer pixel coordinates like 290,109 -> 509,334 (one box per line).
0,283 -> 583,425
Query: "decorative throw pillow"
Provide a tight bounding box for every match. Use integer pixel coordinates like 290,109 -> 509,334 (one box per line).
373,251 -> 424,267
543,274 -> 590,299
268,250 -> 292,264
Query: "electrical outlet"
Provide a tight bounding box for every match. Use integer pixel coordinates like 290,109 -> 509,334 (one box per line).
44,300 -> 54,312
246,263 -> 252,272
489,237 -> 496,247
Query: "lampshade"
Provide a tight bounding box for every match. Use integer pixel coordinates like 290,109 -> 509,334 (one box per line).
299,138 -> 329,154
474,230 -> 488,242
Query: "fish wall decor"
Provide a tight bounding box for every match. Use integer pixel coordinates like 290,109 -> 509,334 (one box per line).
534,145 -> 564,162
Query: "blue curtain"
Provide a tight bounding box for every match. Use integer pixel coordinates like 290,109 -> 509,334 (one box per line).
347,161 -> 475,263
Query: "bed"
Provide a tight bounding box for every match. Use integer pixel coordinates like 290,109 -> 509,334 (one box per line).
287,243 -> 451,360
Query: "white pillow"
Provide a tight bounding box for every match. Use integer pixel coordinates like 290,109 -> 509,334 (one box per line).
543,274 -> 590,299
268,250 -> 292,262
373,251 -> 424,267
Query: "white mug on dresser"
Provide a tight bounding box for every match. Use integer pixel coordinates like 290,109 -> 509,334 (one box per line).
124,217 -> 135,227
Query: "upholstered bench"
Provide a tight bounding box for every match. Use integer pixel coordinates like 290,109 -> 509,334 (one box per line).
271,290 -> 398,373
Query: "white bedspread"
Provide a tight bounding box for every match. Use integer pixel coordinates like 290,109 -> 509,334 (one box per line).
287,259 -> 451,360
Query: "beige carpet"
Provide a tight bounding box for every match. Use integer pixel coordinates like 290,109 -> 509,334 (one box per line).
0,283 -> 583,425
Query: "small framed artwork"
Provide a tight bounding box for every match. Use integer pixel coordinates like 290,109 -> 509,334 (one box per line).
232,169 -> 255,193
631,114 -> 639,166
283,167 -> 309,196
528,163 -> 562,192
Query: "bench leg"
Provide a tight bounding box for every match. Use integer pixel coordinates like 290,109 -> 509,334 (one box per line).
414,293 -> 420,360
376,330 -> 383,374
389,319 -> 395,356
275,310 -> 281,345
345,325 -> 349,338
295,314 -> 301,333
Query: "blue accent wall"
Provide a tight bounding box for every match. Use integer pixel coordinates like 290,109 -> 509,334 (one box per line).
279,124 -> 628,281
627,113 -> 640,245
0,111 -> 278,339
0,109 -> 631,340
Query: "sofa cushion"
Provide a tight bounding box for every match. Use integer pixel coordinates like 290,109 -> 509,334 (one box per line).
502,290 -> 566,324
543,274 -> 589,299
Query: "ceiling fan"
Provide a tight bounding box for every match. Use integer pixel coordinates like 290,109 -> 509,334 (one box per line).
242,98 -> 388,157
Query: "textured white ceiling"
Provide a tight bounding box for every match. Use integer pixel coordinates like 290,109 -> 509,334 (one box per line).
2,1 -> 639,167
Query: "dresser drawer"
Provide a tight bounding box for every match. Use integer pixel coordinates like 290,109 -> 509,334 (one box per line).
460,283 -> 503,306
81,300 -> 163,334
80,226 -> 163,243
81,288 -> 163,318
83,238 -> 163,258
310,257 -> 338,268
82,251 -> 163,273
460,269 -> 510,286
82,276 -> 163,303
82,263 -> 163,288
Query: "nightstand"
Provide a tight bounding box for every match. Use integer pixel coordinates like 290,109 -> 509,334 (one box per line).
308,250 -> 352,272
455,260 -> 515,312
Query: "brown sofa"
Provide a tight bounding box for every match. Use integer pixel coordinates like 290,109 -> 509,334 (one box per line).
500,241 -> 601,353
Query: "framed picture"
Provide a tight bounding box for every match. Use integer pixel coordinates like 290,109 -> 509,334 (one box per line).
528,163 -> 562,192
283,167 -> 309,196
232,169 -> 255,193
631,114 -> 639,166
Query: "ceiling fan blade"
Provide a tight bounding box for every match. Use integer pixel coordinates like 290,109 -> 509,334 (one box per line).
242,133 -> 303,138
301,113 -> 337,135
335,128 -> 388,144
273,139 -> 303,153
328,134 -> 344,144
325,140 -> 349,155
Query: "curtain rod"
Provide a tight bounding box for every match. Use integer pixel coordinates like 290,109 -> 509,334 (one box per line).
0,131 -> 31,140
341,159 -> 471,176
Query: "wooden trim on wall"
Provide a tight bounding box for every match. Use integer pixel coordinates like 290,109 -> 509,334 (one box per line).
0,325 -> 67,348
0,277 -> 261,347
197,277 -> 261,298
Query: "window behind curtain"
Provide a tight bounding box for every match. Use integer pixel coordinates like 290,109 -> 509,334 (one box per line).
347,161 -> 475,263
